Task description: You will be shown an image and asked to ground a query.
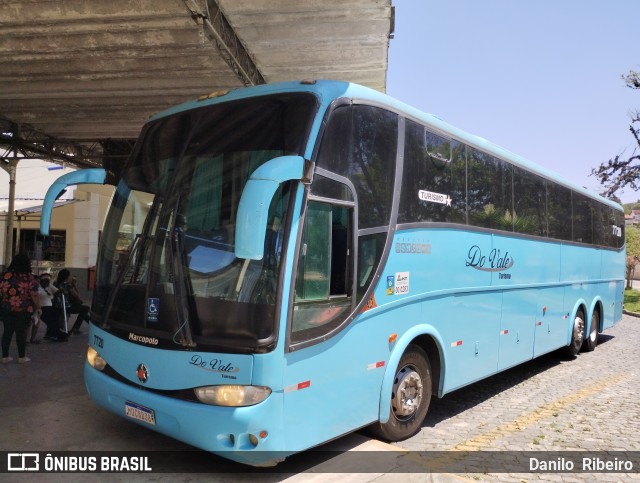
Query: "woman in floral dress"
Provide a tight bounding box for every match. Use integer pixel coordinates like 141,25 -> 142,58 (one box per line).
0,254 -> 41,363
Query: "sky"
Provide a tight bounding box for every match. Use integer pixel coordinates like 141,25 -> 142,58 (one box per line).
1,0 -> 638,211
0,161 -> 77,212
386,0 -> 639,203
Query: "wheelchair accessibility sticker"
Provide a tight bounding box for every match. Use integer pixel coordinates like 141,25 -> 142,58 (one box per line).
147,298 -> 159,323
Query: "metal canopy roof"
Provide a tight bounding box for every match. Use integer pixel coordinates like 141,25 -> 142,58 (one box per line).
0,0 -> 393,168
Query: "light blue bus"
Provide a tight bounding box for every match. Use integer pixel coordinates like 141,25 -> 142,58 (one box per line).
41,80 -> 625,465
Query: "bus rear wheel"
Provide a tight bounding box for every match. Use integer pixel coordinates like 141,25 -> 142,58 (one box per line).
370,345 -> 432,441
582,310 -> 599,352
566,310 -> 585,357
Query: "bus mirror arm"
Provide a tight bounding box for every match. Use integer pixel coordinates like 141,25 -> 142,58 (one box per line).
301,158 -> 314,185
40,168 -> 107,236
235,155 -> 308,260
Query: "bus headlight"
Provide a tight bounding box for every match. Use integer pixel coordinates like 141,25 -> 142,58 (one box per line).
87,346 -> 107,371
194,385 -> 272,407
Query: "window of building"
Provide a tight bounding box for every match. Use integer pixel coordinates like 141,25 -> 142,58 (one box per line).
18,229 -> 66,263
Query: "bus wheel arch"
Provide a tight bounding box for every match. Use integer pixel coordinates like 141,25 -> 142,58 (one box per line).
582,302 -> 602,352
372,331 -> 443,441
370,343 -> 432,441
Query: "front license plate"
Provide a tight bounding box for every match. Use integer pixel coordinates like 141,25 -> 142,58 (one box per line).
125,401 -> 156,425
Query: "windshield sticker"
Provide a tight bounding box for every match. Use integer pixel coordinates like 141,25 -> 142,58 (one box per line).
418,190 -> 452,206
146,298 -> 159,323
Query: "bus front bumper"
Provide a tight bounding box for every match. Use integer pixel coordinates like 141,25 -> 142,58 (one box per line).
84,362 -> 289,466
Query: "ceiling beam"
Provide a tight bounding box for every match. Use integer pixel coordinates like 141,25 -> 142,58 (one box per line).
0,115 -> 131,169
182,0 -> 265,86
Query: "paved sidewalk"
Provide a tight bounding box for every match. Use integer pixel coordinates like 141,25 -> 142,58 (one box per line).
396,313 -> 640,481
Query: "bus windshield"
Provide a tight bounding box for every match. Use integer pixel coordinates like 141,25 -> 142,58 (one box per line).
92,93 -> 318,352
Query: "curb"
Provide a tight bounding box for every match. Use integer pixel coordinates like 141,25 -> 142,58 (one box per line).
623,309 -> 640,318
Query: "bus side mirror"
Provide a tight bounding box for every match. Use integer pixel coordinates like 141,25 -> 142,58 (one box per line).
235,156 -> 309,260
40,168 -> 107,235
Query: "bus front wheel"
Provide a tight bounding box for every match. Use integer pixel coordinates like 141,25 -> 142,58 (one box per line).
371,345 -> 432,441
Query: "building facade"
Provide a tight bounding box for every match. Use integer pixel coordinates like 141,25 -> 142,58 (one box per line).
0,185 -> 114,291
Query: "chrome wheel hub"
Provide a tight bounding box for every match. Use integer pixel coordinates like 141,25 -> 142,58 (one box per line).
574,316 -> 585,345
391,365 -> 423,418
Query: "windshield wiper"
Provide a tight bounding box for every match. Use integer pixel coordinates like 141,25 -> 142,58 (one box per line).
168,209 -> 196,348
101,232 -> 144,329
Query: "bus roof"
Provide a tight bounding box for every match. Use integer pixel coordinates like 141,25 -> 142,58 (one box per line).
148,80 -> 622,212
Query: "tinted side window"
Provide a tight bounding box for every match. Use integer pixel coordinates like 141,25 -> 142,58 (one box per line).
573,193 -> 593,244
547,184 -> 572,241
351,106 -> 398,228
356,233 -> 387,303
592,203 -> 607,246
399,121 -> 453,223
450,141 -> 467,223
316,105 -> 397,229
467,149 -> 513,231
310,175 -> 354,202
316,106 -> 351,175
595,204 -> 624,248
611,208 -> 625,248
513,167 -> 546,236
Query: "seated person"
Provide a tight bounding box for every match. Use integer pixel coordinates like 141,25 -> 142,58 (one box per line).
54,269 -> 90,335
39,273 -> 68,342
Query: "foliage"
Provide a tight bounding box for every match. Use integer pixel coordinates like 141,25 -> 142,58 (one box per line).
623,70 -> 640,89
625,226 -> 640,289
624,289 -> 640,313
591,70 -> 640,198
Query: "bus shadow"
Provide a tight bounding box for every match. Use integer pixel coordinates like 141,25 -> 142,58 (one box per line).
421,333 -> 614,428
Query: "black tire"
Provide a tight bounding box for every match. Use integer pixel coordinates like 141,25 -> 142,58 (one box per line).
566,310 -> 585,358
581,310 -> 599,352
370,345 -> 432,441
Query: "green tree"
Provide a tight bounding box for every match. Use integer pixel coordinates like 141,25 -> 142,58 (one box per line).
625,226 -> 640,289
592,70 -> 640,197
